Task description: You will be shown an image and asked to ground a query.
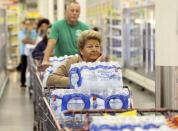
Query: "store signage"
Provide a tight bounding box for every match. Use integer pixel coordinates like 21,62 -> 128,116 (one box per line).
27,11 -> 41,18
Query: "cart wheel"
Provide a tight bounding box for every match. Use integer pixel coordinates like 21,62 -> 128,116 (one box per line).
29,87 -> 33,98
33,122 -> 38,131
141,87 -> 145,91
33,124 -> 37,131
29,91 -> 33,99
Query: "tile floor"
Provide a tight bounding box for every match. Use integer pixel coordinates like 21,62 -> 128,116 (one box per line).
127,82 -> 155,108
0,71 -> 34,131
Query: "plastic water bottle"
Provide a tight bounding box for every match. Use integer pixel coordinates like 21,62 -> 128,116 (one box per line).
69,66 -> 79,89
50,95 -> 58,111
92,96 -> 97,109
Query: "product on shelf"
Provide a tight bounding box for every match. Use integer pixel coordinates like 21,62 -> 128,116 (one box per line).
6,6 -> 20,69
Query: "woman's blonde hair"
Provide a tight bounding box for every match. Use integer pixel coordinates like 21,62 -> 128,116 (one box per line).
78,30 -> 102,49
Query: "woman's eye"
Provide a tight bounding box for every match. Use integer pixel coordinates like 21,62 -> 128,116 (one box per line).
86,45 -> 100,48
86,45 -> 92,48
70,9 -> 75,12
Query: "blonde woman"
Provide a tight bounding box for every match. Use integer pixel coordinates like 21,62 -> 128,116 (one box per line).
47,30 -> 108,87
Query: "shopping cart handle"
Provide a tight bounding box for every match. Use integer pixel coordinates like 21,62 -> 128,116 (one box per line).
44,86 -> 69,89
63,108 -> 178,115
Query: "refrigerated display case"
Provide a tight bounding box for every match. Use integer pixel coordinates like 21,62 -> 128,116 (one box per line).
86,1 -> 155,92
86,0 -> 125,66
105,10 -> 125,67
123,4 -> 155,93
124,5 -> 155,73
0,8 -> 9,99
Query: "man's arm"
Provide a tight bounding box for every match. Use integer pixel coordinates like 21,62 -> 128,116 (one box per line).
22,37 -> 33,44
42,39 -> 57,64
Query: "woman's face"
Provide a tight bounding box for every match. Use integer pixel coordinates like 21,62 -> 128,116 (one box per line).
80,39 -> 101,62
40,23 -> 49,33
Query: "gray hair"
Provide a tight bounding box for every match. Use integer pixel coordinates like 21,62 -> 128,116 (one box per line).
65,0 -> 79,10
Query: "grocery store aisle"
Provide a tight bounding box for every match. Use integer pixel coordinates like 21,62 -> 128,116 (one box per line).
0,71 -> 34,131
125,80 -> 155,108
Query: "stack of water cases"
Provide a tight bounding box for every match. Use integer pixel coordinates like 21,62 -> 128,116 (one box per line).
90,116 -> 178,131
69,61 -> 123,89
42,54 -> 78,86
50,88 -> 130,128
45,58 -> 131,129
0,8 -> 8,98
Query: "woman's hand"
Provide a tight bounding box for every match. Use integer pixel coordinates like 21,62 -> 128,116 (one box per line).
96,54 -> 109,62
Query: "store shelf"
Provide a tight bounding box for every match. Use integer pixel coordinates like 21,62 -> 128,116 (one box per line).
7,23 -> 18,26
107,35 -> 122,39
6,8 -> 20,69
109,47 -> 122,52
6,65 -> 17,70
9,32 -> 18,36
10,44 -> 18,47
10,54 -> 18,58
123,68 -> 155,93
0,8 -> 8,99
109,25 -> 122,29
104,12 -> 125,67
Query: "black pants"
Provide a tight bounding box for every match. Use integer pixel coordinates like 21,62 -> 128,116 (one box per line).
20,55 -> 27,86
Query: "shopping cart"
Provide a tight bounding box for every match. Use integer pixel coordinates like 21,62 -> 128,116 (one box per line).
31,68 -> 132,131
28,55 -> 65,131
31,55 -> 178,131
28,56 -> 178,131
30,56 -> 134,131
45,85 -> 132,130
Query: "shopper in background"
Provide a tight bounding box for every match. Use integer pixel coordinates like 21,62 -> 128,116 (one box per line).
46,30 -> 108,87
32,25 -> 51,60
42,0 -> 90,67
18,19 -> 36,87
35,18 -> 50,44
16,21 -> 26,71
